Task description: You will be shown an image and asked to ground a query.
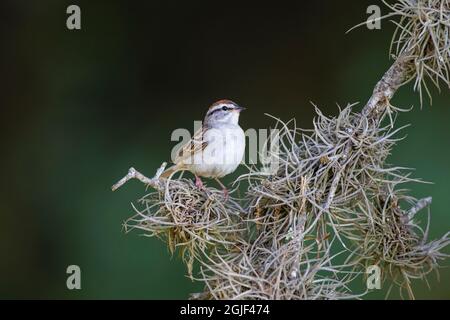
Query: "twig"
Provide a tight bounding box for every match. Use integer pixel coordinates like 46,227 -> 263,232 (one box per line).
323,168 -> 344,211
362,53 -> 412,122
408,197 -> 432,218
111,162 -> 167,191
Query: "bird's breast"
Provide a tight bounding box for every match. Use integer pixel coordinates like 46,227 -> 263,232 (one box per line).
189,125 -> 245,178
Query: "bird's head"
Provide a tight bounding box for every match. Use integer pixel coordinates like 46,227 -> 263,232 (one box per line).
204,99 -> 245,126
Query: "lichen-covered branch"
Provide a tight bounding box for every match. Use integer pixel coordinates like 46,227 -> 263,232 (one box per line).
408,196 -> 432,218
111,162 -> 167,191
362,54 -> 412,121
323,54 -> 413,215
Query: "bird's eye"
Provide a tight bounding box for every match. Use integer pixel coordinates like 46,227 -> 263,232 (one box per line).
222,106 -> 228,111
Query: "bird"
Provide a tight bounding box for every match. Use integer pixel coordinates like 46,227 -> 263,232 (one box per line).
161,99 -> 246,196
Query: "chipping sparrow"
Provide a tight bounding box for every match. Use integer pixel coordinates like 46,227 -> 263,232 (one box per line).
161,100 -> 246,194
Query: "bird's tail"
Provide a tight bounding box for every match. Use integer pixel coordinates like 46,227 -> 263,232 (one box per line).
159,164 -> 182,179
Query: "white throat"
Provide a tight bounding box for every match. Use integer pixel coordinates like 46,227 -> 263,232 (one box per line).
206,112 -> 240,127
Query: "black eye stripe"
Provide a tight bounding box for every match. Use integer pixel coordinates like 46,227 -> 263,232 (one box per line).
208,105 -> 232,116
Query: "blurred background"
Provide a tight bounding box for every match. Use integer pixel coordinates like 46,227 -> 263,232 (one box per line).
0,0 -> 449,299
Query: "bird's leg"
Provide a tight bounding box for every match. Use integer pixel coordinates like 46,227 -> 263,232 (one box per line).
195,175 -> 205,189
215,178 -> 229,200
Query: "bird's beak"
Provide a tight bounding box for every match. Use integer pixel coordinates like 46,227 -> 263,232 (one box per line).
234,106 -> 246,113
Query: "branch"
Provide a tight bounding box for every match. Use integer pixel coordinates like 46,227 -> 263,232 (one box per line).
323,168 -> 344,211
408,197 -> 433,218
323,54 -> 413,211
111,162 -> 167,191
362,54 -> 412,121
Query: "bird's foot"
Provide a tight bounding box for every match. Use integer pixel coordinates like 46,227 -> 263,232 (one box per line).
222,188 -> 229,201
214,178 -> 229,201
195,176 -> 205,189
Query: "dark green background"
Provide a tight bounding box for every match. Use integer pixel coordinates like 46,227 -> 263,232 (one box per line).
0,0 -> 448,299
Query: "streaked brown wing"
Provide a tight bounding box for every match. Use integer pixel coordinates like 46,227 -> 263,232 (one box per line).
174,127 -> 208,164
